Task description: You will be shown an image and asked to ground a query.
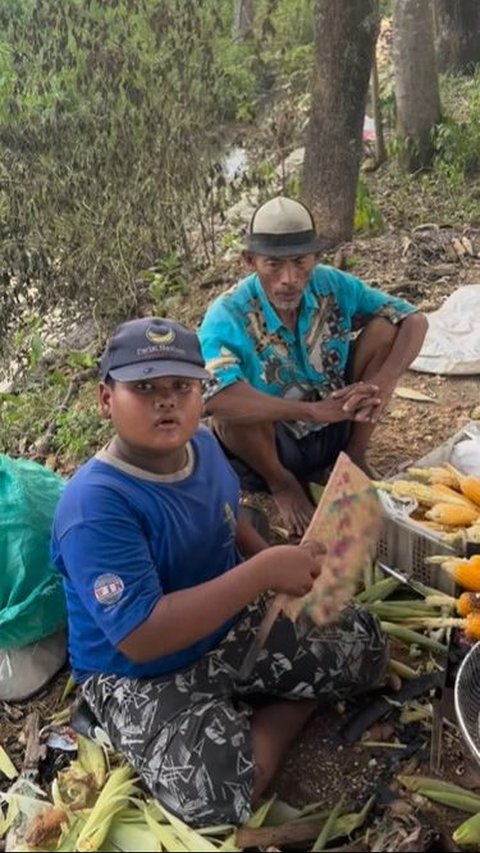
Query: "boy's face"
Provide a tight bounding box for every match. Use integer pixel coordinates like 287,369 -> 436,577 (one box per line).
99,376 -> 203,455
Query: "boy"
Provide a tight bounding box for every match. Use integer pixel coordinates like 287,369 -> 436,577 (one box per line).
52,317 -> 388,826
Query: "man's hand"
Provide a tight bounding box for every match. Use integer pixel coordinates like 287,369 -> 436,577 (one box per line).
353,374 -> 397,424
306,382 -> 382,425
257,542 -> 325,598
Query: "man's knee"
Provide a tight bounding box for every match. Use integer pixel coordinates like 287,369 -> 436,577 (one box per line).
364,316 -> 397,352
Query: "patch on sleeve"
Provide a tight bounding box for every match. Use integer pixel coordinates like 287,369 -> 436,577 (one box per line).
94,573 -> 125,606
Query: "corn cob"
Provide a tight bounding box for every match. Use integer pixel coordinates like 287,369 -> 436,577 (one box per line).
444,463 -> 480,507
426,503 -> 479,527
407,466 -> 461,489
403,612 -> 480,640
435,484 -> 479,510
426,592 -> 480,617
374,479 -> 475,509
410,519 -> 452,533
458,476 -> 480,508
426,554 -> 480,590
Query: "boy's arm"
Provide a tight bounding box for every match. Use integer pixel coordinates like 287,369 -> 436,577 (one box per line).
118,543 -> 322,664
57,504 -> 324,666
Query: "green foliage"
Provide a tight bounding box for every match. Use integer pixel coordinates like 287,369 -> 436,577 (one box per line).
354,175 -> 384,234
434,112 -> 480,181
52,384 -> 110,461
254,0 -> 314,89
0,0 -> 259,354
0,370 -> 107,464
141,251 -> 187,313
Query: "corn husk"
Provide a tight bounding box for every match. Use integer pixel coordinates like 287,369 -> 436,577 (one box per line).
399,775 -> 480,813
75,765 -> 137,852
0,746 -> 18,781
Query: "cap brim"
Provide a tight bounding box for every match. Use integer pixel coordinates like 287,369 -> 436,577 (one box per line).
246,235 -> 325,257
108,360 -> 210,382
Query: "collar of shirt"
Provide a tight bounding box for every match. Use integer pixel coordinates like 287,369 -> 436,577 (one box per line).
252,273 -> 319,336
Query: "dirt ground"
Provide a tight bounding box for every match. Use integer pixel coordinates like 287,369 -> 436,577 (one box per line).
1,227 -> 480,851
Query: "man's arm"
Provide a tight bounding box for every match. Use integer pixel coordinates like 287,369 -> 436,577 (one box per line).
205,380 -> 312,424
363,313 -> 428,420
118,543 -> 323,663
205,379 -> 382,426
373,312 -> 428,381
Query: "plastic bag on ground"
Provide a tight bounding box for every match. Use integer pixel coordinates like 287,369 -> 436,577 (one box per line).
411,285 -> 480,375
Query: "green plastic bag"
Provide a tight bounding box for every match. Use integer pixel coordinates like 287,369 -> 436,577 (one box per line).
0,454 -> 66,649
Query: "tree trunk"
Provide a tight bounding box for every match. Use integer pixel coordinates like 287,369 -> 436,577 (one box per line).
302,0 -> 380,248
393,0 -> 441,173
433,0 -> 480,74
371,47 -> 386,167
232,0 -> 254,41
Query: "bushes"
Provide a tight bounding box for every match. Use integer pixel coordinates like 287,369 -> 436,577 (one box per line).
0,0 -> 260,354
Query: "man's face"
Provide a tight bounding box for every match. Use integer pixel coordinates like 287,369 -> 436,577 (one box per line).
99,376 -> 203,456
247,253 -> 316,311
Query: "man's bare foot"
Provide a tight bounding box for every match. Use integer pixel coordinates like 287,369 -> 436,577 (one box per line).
270,474 -> 314,537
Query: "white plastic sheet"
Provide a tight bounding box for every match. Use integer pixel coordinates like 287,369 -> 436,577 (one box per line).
411,285 -> 480,375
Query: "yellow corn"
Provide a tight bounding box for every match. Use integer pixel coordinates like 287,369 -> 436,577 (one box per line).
407,466 -> 460,489
426,503 -> 479,527
412,519 -> 451,533
458,592 -> 480,617
458,476 -> 480,508
426,554 -> 480,591
374,480 -> 472,508
465,612 -> 480,640
435,484 -> 478,510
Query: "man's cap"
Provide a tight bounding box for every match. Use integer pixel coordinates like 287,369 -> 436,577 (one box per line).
100,317 -> 210,382
246,196 -> 323,257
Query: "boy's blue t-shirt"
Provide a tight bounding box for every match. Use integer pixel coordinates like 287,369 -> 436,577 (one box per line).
51,427 -> 242,683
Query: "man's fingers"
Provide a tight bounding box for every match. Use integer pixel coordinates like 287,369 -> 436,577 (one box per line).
332,382 -> 379,400
342,394 -> 382,412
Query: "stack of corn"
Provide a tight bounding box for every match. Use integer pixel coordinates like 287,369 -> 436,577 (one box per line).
374,463 -> 480,542
356,562 -> 480,654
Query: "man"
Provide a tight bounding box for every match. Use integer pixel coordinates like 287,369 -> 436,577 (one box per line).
199,196 -> 428,535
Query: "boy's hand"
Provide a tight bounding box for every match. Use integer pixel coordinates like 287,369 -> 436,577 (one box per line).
258,543 -> 324,597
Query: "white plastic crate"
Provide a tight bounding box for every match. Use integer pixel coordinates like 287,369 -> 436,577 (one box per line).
376,421 -> 480,595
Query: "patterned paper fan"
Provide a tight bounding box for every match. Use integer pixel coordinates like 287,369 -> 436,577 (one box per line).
239,452 -> 383,677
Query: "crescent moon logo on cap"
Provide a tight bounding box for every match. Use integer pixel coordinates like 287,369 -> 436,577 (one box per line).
145,327 -> 176,345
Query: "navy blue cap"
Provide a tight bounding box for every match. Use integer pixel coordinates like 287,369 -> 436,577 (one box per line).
100,317 -> 210,382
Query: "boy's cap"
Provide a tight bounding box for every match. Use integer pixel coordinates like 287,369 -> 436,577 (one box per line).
246,196 -> 323,257
100,318 -> 210,382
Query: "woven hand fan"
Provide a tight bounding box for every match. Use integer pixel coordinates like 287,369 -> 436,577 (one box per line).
239,452 -> 383,678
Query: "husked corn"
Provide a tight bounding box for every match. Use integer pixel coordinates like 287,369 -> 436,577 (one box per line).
407,466 -> 460,489
426,503 -> 479,527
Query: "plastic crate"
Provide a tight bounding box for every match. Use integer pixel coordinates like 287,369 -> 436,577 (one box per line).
375,421 -> 480,595
377,515 -> 458,595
